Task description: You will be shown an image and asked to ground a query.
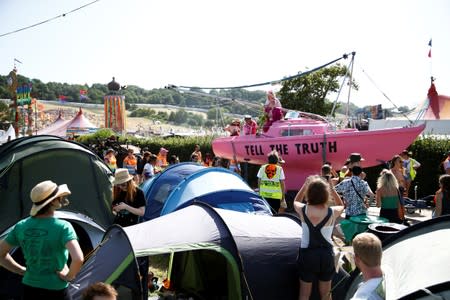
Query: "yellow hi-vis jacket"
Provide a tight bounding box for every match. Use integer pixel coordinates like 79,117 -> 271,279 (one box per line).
259,164 -> 283,199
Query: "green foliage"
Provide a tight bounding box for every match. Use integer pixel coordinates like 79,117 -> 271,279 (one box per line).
364,136 -> 450,198
76,132 -> 449,198
0,101 -> 9,122
77,133 -> 216,163
76,128 -> 116,144
278,64 -> 357,116
0,74 -> 265,114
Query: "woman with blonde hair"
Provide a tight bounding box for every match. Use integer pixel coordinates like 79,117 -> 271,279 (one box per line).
376,169 -> 404,223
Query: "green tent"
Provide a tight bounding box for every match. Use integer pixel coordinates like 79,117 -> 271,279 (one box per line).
0,135 -> 115,233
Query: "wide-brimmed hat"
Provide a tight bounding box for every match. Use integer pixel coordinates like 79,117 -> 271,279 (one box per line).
244,115 -> 252,119
113,168 -> 134,185
231,118 -> 241,125
345,153 -> 365,165
30,180 -> 71,216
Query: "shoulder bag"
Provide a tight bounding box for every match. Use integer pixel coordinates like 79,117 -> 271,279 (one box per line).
397,189 -> 405,220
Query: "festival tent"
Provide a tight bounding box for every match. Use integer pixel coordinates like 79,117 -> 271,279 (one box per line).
36,111 -> 71,136
0,135 -> 115,234
344,215 -> 450,300
369,82 -> 450,134
36,108 -> 98,138
66,108 -> 98,137
0,124 -> 16,144
72,203 -> 349,300
141,163 -> 272,221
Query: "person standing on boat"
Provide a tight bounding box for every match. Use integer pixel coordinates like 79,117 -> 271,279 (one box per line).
400,150 -> 421,197
224,119 -> 241,136
335,165 -> 374,219
242,115 -> 258,135
263,91 -> 283,132
257,150 -> 287,213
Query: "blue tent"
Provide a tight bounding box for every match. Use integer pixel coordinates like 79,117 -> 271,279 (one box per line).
141,163 -> 272,220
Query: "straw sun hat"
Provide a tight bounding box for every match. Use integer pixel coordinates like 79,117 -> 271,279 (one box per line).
30,180 -> 71,216
113,168 -> 134,185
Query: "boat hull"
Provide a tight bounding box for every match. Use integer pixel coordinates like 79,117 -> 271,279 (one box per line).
212,124 -> 425,190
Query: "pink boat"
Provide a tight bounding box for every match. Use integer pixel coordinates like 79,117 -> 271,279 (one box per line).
212,111 -> 425,191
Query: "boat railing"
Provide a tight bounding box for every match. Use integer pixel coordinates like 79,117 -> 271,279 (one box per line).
284,110 -> 329,123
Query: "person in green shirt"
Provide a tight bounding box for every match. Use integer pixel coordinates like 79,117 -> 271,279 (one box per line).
376,170 -> 404,224
0,180 -> 84,300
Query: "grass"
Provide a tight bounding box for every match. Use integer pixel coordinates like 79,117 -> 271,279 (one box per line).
148,253 -> 170,296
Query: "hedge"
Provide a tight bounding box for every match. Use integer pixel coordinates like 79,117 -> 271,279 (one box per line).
78,131 -> 449,198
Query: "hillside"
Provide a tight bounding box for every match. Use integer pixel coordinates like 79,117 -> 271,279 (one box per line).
40,100 -> 208,133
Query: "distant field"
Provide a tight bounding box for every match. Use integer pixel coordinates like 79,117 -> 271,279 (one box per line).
39,100 -> 207,131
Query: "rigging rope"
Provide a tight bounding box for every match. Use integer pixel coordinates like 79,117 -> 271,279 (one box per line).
0,0 -> 101,38
177,52 -> 355,90
361,69 -> 413,124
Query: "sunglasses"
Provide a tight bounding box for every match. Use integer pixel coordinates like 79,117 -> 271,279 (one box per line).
58,196 -> 70,206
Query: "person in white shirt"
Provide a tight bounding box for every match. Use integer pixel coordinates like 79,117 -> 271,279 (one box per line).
351,233 -> 384,300
143,154 -> 158,181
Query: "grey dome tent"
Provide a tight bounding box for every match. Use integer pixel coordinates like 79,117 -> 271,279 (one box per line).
70,203 -> 349,300
344,215 -> 450,300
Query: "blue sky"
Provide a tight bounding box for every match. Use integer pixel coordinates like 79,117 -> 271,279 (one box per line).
1,0 -> 449,109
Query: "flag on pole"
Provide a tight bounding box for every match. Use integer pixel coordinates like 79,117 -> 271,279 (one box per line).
79,89 -> 88,101
428,38 -> 432,58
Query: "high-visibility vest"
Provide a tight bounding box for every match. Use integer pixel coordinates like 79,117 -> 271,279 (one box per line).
123,156 -> 137,175
259,164 -> 283,199
409,159 -> 417,180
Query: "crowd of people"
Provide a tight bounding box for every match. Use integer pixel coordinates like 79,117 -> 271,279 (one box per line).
1,110 -> 449,300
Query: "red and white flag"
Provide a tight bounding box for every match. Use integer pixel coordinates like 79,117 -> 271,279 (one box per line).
428,39 -> 432,58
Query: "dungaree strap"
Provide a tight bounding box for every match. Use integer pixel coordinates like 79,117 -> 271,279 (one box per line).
302,206 -> 333,249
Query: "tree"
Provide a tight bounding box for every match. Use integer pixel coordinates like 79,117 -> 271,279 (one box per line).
0,101 -> 9,123
278,64 -> 358,116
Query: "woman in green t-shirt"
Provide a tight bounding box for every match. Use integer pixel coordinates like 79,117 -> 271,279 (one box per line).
0,180 -> 84,300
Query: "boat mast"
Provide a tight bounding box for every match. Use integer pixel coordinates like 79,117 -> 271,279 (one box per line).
345,52 -> 356,119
